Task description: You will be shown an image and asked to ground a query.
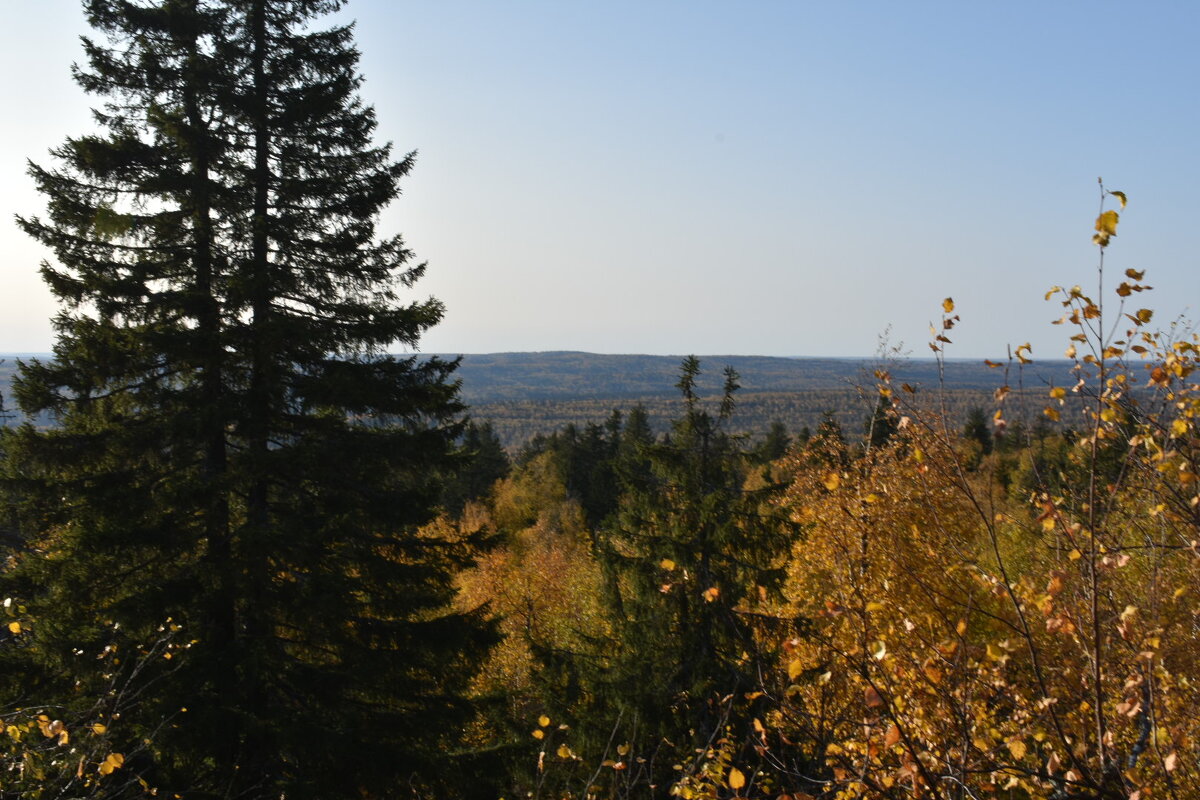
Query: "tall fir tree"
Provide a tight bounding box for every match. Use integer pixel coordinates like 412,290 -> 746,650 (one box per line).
2,1 -> 494,797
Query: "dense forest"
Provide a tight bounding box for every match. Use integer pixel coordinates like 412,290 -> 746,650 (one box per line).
465,385 -> 1070,451
442,353 -> 1070,402
2,3 -> 1197,800
0,355 -> 1077,448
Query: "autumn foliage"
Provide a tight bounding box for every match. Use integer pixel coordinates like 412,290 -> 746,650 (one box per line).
5,54 -> 1195,794
415,188 -> 1200,800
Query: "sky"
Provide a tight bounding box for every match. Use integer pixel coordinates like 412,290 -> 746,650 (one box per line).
2,1 -> 1198,358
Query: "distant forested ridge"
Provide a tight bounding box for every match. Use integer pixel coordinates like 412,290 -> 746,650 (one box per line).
1,352 -> 1075,447
442,351 -> 1062,401
443,352 -> 1075,447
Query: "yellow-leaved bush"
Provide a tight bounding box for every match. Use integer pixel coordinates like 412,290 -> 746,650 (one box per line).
769,187 -> 1200,800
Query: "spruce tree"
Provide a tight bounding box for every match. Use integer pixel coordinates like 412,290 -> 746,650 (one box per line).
442,420 -> 511,513
963,405 -> 994,455
752,420 -> 792,464
3,2 -> 492,797
593,359 -> 795,779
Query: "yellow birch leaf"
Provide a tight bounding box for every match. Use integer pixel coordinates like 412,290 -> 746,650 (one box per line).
660,558 -> 676,571
728,767 -> 746,790
788,659 -> 804,680
98,753 -> 124,776
942,298 -> 955,313
538,715 -> 550,727
1110,191 -> 1127,209
822,471 -> 840,491
532,729 -> 544,740
1095,210 -> 1119,236
7,621 -> 20,635
1007,738 -> 1027,760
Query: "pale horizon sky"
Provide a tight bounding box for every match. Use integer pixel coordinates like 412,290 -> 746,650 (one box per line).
2,1 -> 1198,359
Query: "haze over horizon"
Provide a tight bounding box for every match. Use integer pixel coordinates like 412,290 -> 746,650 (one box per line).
3,1 -> 1198,359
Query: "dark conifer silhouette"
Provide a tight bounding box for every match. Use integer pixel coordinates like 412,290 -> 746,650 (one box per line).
3,2 -> 493,796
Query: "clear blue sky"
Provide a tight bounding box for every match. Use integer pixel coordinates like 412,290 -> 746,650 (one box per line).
3,1 -> 1198,358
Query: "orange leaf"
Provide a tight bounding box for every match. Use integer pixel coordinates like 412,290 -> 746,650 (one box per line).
884,725 -> 901,748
